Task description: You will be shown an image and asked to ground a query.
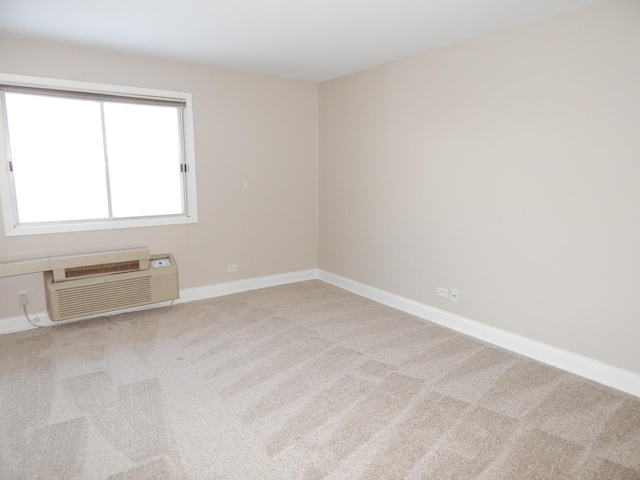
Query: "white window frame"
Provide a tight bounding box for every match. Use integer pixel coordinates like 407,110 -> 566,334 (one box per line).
0,73 -> 198,236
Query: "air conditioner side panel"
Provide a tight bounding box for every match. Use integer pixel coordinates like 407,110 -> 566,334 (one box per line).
44,270 -> 63,320
149,254 -> 179,303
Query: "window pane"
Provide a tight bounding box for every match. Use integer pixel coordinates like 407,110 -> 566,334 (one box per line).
103,103 -> 184,218
5,93 -> 109,223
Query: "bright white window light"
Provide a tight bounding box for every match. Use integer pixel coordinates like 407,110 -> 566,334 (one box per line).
0,75 -> 197,236
103,103 -> 184,218
5,93 -> 109,223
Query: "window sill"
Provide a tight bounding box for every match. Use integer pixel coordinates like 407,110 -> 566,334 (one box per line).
3,214 -> 198,236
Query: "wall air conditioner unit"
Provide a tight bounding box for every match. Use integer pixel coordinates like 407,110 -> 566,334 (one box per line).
44,248 -> 179,322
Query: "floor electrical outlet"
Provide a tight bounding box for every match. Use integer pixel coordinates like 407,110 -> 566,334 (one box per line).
437,287 -> 448,298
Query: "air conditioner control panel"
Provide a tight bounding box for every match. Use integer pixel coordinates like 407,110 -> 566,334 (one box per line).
151,257 -> 172,268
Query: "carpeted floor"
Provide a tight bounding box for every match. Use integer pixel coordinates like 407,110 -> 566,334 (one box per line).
1,280 -> 639,479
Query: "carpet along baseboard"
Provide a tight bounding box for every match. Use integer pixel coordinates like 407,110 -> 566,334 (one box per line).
318,270 -> 640,398
1,267 -> 638,397
0,269 -> 320,335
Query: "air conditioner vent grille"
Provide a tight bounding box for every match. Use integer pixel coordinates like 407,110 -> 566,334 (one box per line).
57,276 -> 152,319
65,260 -> 141,278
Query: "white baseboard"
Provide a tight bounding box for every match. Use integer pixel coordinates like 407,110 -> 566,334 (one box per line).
177,269 -> 319,304
1,267 -> 638,397
318,270 -> 640,397
0,311 -> 50,334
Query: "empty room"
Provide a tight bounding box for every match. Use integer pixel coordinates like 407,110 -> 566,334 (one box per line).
0,0 -> 639,478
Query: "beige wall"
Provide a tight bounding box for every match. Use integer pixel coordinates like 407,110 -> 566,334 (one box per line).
0,36 -> 319,318
319,0 -> 640,373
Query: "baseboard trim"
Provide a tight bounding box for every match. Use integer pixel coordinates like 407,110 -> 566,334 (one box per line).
177,269 -> 319,304
318,270 -> 640,397
0,311 -> 49,334
0,269 -> 320,335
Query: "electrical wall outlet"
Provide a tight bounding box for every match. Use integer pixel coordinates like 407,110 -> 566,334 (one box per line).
227,265 -> 238,273
18,290 -> 29,306
436,287 -> 448,298
451,289 -> 459,302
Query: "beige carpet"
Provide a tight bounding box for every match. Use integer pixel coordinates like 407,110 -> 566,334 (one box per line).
1,280 -> 639,479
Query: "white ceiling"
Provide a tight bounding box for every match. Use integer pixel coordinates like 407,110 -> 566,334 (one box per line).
0,0 -> 598,82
